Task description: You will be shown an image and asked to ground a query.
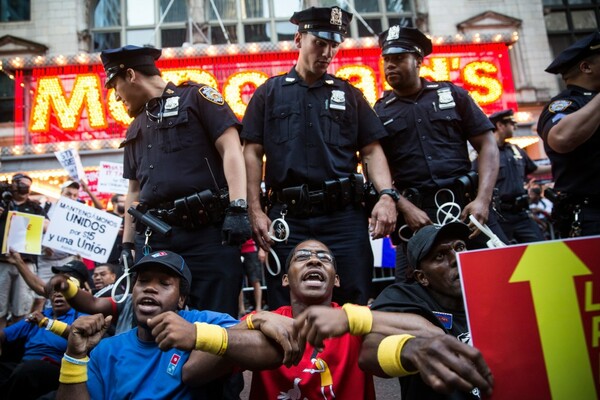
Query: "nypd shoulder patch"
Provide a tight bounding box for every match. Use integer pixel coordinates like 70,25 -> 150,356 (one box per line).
548,100 -> 572,113
199,86 -> 224,105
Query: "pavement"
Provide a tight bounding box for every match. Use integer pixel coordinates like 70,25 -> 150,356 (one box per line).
240,370 -> 401,399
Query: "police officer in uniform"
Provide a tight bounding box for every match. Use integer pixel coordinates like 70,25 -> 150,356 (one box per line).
101,45 -> 251,317
375,26 -> 508,282
242,7 -> 397,309
537,31 -> 600,237
484,109 -> 550,243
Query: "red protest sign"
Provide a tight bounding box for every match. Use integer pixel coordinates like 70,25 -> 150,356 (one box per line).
458,237 -> 600,399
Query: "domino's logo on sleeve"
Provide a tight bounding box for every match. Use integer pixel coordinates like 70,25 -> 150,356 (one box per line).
166,353 -> 181,375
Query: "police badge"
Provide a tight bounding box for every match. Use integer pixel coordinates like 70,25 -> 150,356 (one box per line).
437,87 -> 456,110
162,96 -> 179,117
329,90 -> 346,110
387,25 -> 400,41
330,7 -> 342,26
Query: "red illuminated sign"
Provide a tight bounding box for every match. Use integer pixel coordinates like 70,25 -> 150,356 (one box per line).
16,43 -> 516,144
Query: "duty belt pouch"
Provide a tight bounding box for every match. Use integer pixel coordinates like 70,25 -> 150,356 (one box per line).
351,173 -> 365,205
454,172 -> 478,206
324,180 -> 342,212
338,178 -> 352,208
282,185 -> 310,216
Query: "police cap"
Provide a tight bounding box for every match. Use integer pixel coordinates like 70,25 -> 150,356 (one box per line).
488,109 -> 515,126
379,26 -> 432,57
100,45 -> 162,88
545,31 -> 600,74
290,6 -> 353,44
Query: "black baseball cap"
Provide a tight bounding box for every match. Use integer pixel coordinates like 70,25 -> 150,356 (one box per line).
545,31 -> 600,75
52,260 -> 90,285
100,45 -> 162,88
290,6 -> 353,44
379,26 -> 432,57
407,222 -> 471,269
130,250 -> 192,287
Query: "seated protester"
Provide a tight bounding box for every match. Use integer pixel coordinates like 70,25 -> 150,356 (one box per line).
183,239 -> 443,399
52,260 -> 92,293
91,263 -> 121,298
358,222 -> 494,399
0,289 -> 85,400
56,250 -> 238,400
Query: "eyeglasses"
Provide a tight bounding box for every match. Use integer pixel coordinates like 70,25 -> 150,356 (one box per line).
292,249 -> 334,264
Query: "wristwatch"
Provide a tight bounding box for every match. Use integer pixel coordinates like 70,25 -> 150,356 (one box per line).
229,199 -> 247,209
379,188 -> 400,202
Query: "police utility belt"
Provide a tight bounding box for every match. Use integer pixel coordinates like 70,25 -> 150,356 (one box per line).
135,188 -> 229,232
268,174 -> 371,217
496,194 -> 530,213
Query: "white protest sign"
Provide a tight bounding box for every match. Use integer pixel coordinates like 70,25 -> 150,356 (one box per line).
1,212 -> 45,255
42,197 -> 122,263
97,161 -> 128,194
54,148 -> 86,181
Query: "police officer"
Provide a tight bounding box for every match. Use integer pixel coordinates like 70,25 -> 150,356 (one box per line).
484,109 -> 550,243
375,26 -> 508,282
101,45 -> 251,317
242,6 -> 397,308
537,31 -> 600,237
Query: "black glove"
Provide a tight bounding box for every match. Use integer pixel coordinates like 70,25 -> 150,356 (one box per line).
120,242 -> 135,269
221,206 -> 252,246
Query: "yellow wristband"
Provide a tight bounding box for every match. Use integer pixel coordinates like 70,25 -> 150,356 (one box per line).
377,334 -> 418,377
38,317 -> 49,328
246,314 -> 255,330
342,303 -> 373,336
59,356 -> 89,384
194,322 -> 228,356
49,320 -> 68,336
63,279 -> 79,299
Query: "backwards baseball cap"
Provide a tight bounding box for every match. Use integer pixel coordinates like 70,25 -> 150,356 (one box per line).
290,6 -> 353,44
488,109 -> 515,126
100,45 -> 162,88
379,26 -> 432,57
130,250 -> 192,288
407,222 -> 471,269
52,260 -> 90,285
60,180 -> 80,190
545,31 -> 600,75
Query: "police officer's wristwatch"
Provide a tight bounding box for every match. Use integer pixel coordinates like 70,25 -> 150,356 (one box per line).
229,199 -> 247,209
378,188 -> 400,202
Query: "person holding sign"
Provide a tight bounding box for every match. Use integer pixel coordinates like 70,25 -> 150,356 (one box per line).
0,173 -> 48,329
359,222 -> 494,399
101,45 -> 251,318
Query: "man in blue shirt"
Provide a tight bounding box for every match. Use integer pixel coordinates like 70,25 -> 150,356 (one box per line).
55,250 -> 238,400
0,289 -> 83,399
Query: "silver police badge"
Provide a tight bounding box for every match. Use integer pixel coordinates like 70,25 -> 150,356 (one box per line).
330,7 -> 342,26
162,96 -> 179,117
437,87 -> 456,109
387,25 -> 400,41
330,90 -> 346,110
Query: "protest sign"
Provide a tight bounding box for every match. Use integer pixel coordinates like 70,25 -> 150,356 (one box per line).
42,197 -> 122,263
458,237 -> 600,399
1,211 -> 45,255
54,148 -> 86,181
97,161 -> 128,194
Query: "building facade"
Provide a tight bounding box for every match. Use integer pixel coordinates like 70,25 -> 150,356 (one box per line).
0,0 -> 595,197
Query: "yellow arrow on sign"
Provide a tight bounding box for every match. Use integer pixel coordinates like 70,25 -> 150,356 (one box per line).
510,241 -> 596,399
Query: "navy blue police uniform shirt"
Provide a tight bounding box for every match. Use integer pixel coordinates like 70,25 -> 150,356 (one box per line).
121,82 -> 242,206
495,144 -> 538,200
537,85 -> 600,197
375,79 -> 494,192
241,67 -> 388,189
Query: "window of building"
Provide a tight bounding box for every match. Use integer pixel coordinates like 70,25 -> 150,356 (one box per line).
0,73 -> 14,123
543,0 -> 600,60
0,0 -> 30,22
91,0 -> 188,51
